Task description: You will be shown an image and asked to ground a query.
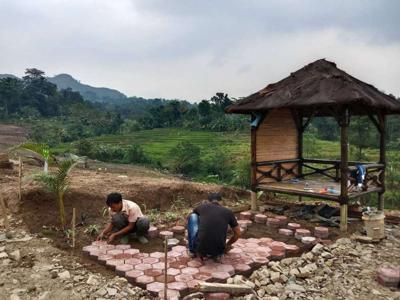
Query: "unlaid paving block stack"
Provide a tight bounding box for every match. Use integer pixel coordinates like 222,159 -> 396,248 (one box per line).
376,267 -> 400,288
266,218 -> 281,228
314,226 -> 329,239
287,222 -> 301,230
254,214 -> 267,223
239,211 -> 252,221
295,229 -> 311,240
147,226 -> 158,238
171,225 -> 186,234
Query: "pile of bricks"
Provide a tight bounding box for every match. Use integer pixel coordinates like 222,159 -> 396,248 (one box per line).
83,236 -> 301,298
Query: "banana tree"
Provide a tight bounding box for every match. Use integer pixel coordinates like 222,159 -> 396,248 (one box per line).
34,159 -> 76,229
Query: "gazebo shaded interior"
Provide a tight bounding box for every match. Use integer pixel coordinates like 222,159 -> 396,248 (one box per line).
226,59 -> 400,231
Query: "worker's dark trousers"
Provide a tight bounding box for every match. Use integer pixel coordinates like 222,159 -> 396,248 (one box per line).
111,213 -> 150,236
187,213 -> 199,253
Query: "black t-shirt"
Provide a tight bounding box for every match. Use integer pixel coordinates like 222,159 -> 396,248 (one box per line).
193,202 -> 238,256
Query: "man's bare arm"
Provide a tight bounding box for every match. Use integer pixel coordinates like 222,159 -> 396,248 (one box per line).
227,225 -> 241,247
97,222 -> 113,240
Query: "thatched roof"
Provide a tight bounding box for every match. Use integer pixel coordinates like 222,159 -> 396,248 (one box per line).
226,59 -> 400,116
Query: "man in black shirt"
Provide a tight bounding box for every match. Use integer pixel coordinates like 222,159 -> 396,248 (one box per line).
187,193 -> 240,261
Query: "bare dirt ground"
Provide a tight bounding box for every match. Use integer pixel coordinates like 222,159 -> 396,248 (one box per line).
0,124 -> 28,152
1,124 -> 399,300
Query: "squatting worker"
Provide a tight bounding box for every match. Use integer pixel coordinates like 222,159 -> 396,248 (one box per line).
187,193 -> 240,262
97,192 -> 150,244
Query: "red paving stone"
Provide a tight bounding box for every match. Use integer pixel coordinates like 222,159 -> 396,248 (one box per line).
270,241 -> 286,251
114,253 -> 133,260
148,226 -> 159,238
91,241 -> 107,246
124,248 -> 140,255
146,281 -> 165,294
285,244 -> 300,255
175,274 -> 194,282
98,244 -> 115,251
233,263 -> 251,275
254,214 -> 267,223
116,264 -> 134,276
155,274 -> 175,283
159,230 -> 174,239
125,258 -> 142,265
89,249 -> 106,260
182,267 -> 200,275
136,275 -> 155,288
171,225 -> 185,234
168,281 -> 188,293
206,293 -> 231,300
152,262 -> 168,270
167,268 -> 181,276
194,272 -> 212,282
295,228 -> 311,240
126,270 -> 144,283
106,259 -> 125,270
288,222 -> 301,230
168,251 -> 182,258
252,257 -> 269,267
134,253 -> 150,259
170,260 -> 187,269
115,244 -> 131,250
135,263 -> 153,271
107,249 -> 124,256
82,245 -> 98,255
302,236 -> 317,245
158,289 -> 180,300
150,251 -> 165,259
314,226 -> 329,238
270,250 -> 286,260
142,257 -> 159,264
97,254 -> 113,265
187,279 -> 202,290
376,267 -> 400,288
172,245 -> 187,253
266,218 -> 281,227
239,211 -> 252,220
144,269 -> 163,277
212,272 -> 231,282
279,228 -> 293,236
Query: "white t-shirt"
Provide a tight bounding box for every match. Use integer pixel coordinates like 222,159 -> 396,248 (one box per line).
109,199 -> 144,223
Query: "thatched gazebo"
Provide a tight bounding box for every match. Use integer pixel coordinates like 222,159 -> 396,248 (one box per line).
226,59 -> 400,231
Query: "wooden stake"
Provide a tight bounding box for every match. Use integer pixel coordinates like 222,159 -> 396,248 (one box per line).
72,208 -> 76,248
339,108 -> 349,232
0,197 -> 9,234
250,191 -> 257,212
18,157 -> 22,201
340,204 -> 348,232
164,236 -> 168,299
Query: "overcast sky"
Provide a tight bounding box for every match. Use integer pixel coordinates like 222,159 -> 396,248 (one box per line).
0,0 -> 399,101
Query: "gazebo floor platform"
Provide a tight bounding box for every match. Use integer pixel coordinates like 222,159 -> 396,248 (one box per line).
257,177 -> 382,202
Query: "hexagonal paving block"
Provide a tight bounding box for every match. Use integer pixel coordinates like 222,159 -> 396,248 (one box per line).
233,263 -> 251,275
181,267 -> 200,275
254,214 -> 267,223
116,264 -> 134,276
97,254 -> 113,265
158,289 -> 180,300
252,257 -> 269,267
134,253 -> 150,259
106,259 -> 125,270
144,269 -> 163,277
270,250 -> 285,261
239,211 -> 252,220
187,260 -> 203,268
193,272 -> 212,282
288,222 -> 301,230
171,225 -> 185,234
150,252 -> 165,259
91,240 -> 107,246
212,272 -> 231,282
125,270 -> 144,284
82,245 -> 98,255
270,241 -> 286,251
115,244 -> 131,250
148,226 -> 159,238
142,257 -> 159,265
168,281 -> 188,293
155,274 -> 175,283
167,251 -> 182,258
215,264 -> 234,275
114,253 -> 133,260
159,231 -> 174,239
295,228 -> 311,240
135,275 -> 155,288
124,248 -> 140,256
314,226 -> 329,238
167,268 -> 181,276
169,260 -> 187,269
284,244 -> 300,255
99,244 -> 115,251
89,249 -> 106,260
153,262 -> 169,270
146,281 -> 165,294
125,258 -> 142,265
266,218 -> 281,227
206,293 -> 230,300
134,263 -> 153,271
172,245 -> 187,253
279,228 -> 293,236
107,249 -> 124,257
175,274 -> 194,283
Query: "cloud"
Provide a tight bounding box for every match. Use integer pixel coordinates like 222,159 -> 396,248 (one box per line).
0,0 -> 399,101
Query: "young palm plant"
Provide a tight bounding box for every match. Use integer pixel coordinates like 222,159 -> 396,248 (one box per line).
18,142 -> 51,173
35,159 -> 77,229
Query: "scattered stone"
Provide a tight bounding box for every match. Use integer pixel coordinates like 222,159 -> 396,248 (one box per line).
58,270 -> 71,280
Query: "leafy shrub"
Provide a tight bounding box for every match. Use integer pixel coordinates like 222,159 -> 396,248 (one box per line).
169,141 -> 201,175
231,154 -> 251,188
124,144 -> 150,164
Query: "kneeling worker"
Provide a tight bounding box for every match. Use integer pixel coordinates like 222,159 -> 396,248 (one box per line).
187,193 -> 240,261
97,192 -> 150,244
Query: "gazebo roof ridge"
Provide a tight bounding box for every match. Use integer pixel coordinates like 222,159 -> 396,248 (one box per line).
226,58 -> 400,115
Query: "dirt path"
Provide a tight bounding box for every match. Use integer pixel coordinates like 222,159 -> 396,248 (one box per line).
0,124 -> 28,152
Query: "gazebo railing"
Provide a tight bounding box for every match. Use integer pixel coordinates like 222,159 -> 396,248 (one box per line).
255,158 -> 384,192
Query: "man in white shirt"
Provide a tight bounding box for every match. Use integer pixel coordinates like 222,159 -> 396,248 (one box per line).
97,192 -> 149,244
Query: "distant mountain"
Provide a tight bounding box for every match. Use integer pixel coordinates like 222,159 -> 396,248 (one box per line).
48,74 -> 127,103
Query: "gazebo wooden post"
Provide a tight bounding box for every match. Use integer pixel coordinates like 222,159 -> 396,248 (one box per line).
339,107 -> 350,232
378,113 -> 386,211
250,124 -> 258,211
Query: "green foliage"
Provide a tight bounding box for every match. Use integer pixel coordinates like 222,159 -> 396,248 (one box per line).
231,154 -> 251,188
75,139 -> 93,157
124,144 -> 150,164
169,141 -> 201,175
34,159 -> 77,228
84,224 -> 99,236
204,147 -> 233,181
